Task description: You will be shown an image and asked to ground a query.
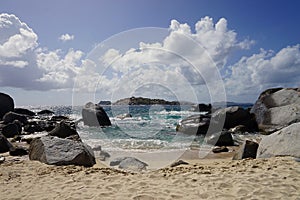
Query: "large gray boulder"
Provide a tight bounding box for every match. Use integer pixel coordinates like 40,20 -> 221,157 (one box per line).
257,122 -> 300,158
0,92 -> 14,119
251,88 -> 300,130
82,102 -> 111,126
211,106 -> 258,132
29,136 -> 96,167
176,114 -> 210,135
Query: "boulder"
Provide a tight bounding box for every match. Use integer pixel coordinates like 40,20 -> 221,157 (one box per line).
110,157 -> 130,166
3,112 -> 28,125
0,134 -> 13,153
212,146 -> 229,153
170,160 -> 189,167
233,140 -> 259,160
118,157 -> 148,171
191,103 -> 212,112
82,102 -> 111,126
14,108 -> 35,116
257,122 -> 300,158
205,131 -> 234,146
24,120 -> 55,133
176,114 -> 210,135
251,88 -> 300,130
1,123 -> 20,138
9,146 -> 28,156
37,110 -> 54,115
29,136 -> 96,167
211,106 -> 258,132
229,125 -> 250,134
99,151 -> 110,161
48,121 -> 78,139
0,92 -> 14,119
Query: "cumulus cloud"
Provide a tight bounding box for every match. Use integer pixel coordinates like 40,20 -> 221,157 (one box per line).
225,45 -> 300,101
59,33 -> 74,42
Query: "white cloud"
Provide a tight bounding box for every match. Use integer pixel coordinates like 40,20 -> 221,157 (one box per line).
225,45 -> 300,101
59,33 -> 74,42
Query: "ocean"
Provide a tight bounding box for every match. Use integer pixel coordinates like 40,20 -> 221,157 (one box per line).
26,104 -> 204,152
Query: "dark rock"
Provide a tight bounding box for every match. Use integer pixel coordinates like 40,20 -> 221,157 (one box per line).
229,125 -> 250,134
82,102 -> 111,126
24,120 -> 55,133
0,134 -> 14,153
211,106 -> 258,132
118,157 -> 148,171
170,160 -> 189,167
3,112 -> 28,125
1,123 -> 20,138
0,92 -> 14,119
176,114 -> 211,135
251,88 -> 300,131
37,110 -> 54,115
9,147 -> 28,156
12,120 -> 22,134
233,140 -> 259,160
51,115 -> 69,121
29,136 -> 96,167
191,103 -> 212,112
110,157 -> 129,166
48,121 -> 78,139
99,151 -> 110,161
205,131 -> 234,146
257,122 -> 300,158
212,146 -> 229,153
14,108 -> 35,116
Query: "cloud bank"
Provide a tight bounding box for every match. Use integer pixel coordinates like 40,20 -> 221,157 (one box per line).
0,13 -> 299,102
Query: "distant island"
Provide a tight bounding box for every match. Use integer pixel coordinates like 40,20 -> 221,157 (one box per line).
112,96 -> 189,105
98,97 -> 253,107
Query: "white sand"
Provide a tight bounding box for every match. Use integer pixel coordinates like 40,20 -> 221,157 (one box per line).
0,154 -> 299,200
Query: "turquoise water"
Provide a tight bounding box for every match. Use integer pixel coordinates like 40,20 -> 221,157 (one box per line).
26,105 -> 204,151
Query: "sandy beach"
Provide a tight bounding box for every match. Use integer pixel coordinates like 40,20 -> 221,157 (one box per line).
0,152 -> 299,200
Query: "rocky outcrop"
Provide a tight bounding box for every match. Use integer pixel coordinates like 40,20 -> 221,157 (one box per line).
48,121 -> 78,139
176,114 -> 210,135
0,92 -> 14,119
211,106 -> 258,132
110,157 -> 148,171
14,108 -> 36,116
256,122 -> 300,158
82,102 -> 111,126
191,103 -> 212,112
233,140 -> 259,160
29,136 -> 96,167
0,134 -> 13,153
251,88 -> 300,132
205,131 -> 234,146
3,112 -> 28,125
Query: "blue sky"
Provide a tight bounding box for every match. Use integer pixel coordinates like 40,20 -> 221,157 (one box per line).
0,0 -> 300,105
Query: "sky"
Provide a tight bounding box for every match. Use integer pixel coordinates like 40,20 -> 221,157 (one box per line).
0,0 -> 299,106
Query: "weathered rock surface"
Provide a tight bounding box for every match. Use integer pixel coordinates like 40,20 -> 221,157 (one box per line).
251,88 -> 300,131
82,102 -> 111,126
48,121 -> 78,139
1,123 -> 20,138
205,131 -> 234,146
233,140 -> 259,160
3,112 -> 28,125
211,106 -> 258,132
0,134 -> 13,153
256,122 -> 300,158
118,157 -> 148,171
14,108 -> 36,116
29,136 -> 96,167
9,146 -> 28,156
110,157 -> 148,171
0,92 -> 14,119
176,114 -> 210,135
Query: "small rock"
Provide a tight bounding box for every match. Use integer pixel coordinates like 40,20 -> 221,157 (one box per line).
212,146 -> 229,153
233,140 -> 259,160
170,160 -> 189,167
37,110 -> 54,115
9,147 -> 28,156
118,157 -> 148,171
